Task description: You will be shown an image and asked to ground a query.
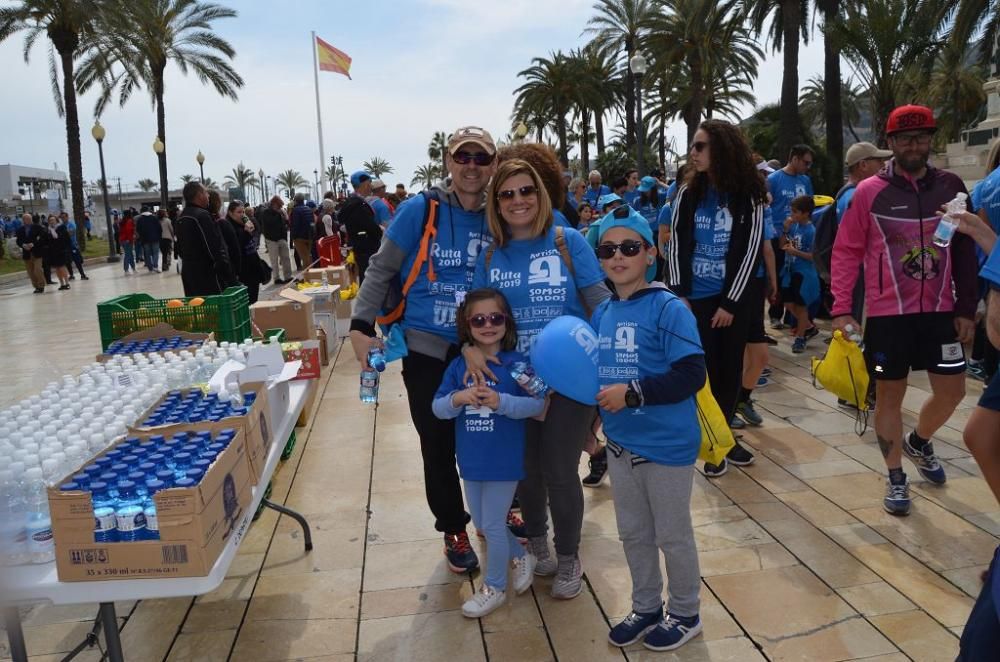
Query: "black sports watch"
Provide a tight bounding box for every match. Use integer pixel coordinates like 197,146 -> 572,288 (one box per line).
625,383 -> 642,408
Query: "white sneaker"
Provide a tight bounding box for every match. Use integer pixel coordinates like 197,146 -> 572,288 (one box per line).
461,583 -> 506,618
511,554 -> 537,595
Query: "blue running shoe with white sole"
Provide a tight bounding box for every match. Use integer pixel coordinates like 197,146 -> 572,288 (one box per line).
609,607 -> 663,647
643,614 -> 703,651
883,478 -> 911,516
902,432 -> 947,485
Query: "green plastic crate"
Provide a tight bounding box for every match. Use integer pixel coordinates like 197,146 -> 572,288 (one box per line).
97,286 -> 251,350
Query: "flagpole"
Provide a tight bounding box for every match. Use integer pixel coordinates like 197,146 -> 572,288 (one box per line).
311,30 -> 328,195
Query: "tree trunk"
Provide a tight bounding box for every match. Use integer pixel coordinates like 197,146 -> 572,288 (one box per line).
624,38 -> 636,150
155,68 -> 169,213
595,110 -> 606,156
557,114 -> 569,167
777,0 -> 804,161
822,0 -> 845,182
686,56 -> 705,147
58,47 -> 87,251
658,113 -> 666,173
580,109 -> 591,174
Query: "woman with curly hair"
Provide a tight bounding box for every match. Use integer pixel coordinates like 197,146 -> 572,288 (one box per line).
665,119 -> 767,477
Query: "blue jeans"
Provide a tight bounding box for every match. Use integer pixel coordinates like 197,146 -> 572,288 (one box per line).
122,241 -> 135,271
464,479 -> 523,591
143,242 -> 160,270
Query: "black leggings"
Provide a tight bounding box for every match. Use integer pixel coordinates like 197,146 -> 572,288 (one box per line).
689,294 -> 751,420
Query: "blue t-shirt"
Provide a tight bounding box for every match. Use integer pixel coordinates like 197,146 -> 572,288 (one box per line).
552,209 -> 571,228
980,237 -> 1000,287
972,168 -> 1000,265
755,215 -> 776,279
592,287 -> 703,465
767,170 -> 813,231
434,351 -> 542,481
631,197 -> 661,236
66,220 -> 79,249
623,190 -> 641,207
835,185 -> 857,226
473,226 -> 606,354
690,188 -> 733,299
582,184 -> 611,208
385,194 -> 490,342
784,222 -> 816,275
665,180 -> 678,203
370,198 -> 393,226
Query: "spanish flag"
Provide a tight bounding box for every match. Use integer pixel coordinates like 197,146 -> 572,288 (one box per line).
316,36 -> 352,79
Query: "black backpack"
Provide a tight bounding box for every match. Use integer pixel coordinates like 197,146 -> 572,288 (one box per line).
813,183 -> 855,285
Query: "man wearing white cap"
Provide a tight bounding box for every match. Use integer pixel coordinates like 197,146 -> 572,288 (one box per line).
368,178 -> 394,229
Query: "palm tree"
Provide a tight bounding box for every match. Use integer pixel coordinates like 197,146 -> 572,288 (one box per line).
275,169 -> 307,197
137,178 -> 158,192
222,161 -> 259,199
363,157 -> 393,178
832,0 -> 946,146
427,131 -> 449,176
744,0 -> 810,159
179,174 -> 196,184
202,176 -> 219,191
921,41 -> 987,145
411,164 -> 440,190
799,74 -> 863,142
815,0 -> 844,180
515,52 -> 580,165
0,1 -> 104,249
585,0 -> 656,151
949,0 -> 1000,68
78,0 -> 243,212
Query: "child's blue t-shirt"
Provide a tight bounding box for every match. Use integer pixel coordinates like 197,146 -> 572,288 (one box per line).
767,170 -> 813,232
591,287 -> 703,465
434,351 -> 541,481
385,194 -> 490,342
473,226 -> 606,354
785,222 -> 816,275
690,187 -> 732,300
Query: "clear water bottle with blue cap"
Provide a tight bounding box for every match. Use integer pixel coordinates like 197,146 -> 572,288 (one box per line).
143,478 -> 166,541
360,364 -> 379,404
510,361 -> 549,397
114,481 -> 146,542
368,347 -> 387,372
932,192 -> 968,248
90,481 -> 119,543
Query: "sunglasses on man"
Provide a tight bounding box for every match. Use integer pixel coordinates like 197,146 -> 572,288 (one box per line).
452,151 -> 495,166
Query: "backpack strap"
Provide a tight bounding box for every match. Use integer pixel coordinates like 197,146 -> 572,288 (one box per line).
376,191 -> 439,327
554,226 -> 575,278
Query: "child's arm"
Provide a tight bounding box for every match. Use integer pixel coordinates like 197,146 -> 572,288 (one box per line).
495,392 -> 547,420
783,243 -> 814,261
632,353 -> 706,406
432,392 -> 464,420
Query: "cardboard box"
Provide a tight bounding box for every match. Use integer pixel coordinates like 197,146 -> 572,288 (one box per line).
305,266 -> 350,289
250,289 -> 314,340
297,379 -> 320,427
298,284 -> 340,315
48,428 -> 253,582
281,340 -> 321,381
316,327 -> 329,366
97,324 -> 212,362
314,312 -> 335,349
336,297 -> 353,320
235,344 -> 295,427
130,382 -> 275,488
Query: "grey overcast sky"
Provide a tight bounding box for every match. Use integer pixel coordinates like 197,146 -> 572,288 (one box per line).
0,0 -> 824,195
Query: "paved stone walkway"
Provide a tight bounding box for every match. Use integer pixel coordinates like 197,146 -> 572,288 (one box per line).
1,262 -> 994,660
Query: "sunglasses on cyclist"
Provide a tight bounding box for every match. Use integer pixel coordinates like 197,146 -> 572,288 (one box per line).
468,312 -> 508,328
496,185 -> 538,201
596,240 -> 645,259
452,151 -> 495,166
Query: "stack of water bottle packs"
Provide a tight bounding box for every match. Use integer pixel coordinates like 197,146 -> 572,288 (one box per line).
139,389 -> 257,426
104,335 -> 204,357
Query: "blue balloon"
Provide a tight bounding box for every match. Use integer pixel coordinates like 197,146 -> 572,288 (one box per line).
530,316 -> 600,405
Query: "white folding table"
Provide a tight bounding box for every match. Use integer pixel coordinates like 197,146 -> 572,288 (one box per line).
3,380 -> 313,662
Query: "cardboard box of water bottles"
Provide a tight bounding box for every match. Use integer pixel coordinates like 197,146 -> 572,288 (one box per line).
95,323 -> 213,363
129,381 -> 275,488
47,424 -> 254,582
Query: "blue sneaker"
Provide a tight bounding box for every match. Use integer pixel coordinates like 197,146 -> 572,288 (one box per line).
444,532 -> 479,573
883,477 -> 911,516
608,606 -> 663,647
730,415 -> 746,430
902,432 -> 947,485
792,337 -> 807,353
643,613 -> 703,651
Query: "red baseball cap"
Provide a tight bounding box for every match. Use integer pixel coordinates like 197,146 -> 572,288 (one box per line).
886,104 -> 937,136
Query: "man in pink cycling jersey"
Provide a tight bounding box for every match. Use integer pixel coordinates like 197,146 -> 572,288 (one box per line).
831,105 -> 978,516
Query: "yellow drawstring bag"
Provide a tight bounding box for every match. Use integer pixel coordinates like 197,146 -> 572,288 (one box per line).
811,330 -> 870,411
696,378 -> 736,465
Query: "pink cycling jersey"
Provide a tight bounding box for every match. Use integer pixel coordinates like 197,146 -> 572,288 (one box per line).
830,160 -> 978,320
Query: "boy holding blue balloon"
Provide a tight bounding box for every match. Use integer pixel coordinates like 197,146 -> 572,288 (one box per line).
590,206 -> 707,652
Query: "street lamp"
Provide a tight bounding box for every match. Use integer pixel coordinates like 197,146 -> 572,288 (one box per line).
196,150 -> 205,183
259,168 -> 266,199
515,122 -> 528,142
91,120 -> 119,262
152,136 -> 168,210
629,52 -> 648,176
313,169 -> 319,200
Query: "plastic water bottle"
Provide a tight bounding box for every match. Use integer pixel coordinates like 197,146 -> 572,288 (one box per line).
932,192 -> 968,248
843,324 -> 864,349
114,481 -> 146,542
360,367 -> 379,404
368,347 -> 387,372
0,470 -> 28,565
91,481 -> 119,543
510,361 -> 550,397
23,468 -> 54,563
143,478 -> 165,541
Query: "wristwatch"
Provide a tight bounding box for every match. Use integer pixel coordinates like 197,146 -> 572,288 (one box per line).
625,383 -> 642,408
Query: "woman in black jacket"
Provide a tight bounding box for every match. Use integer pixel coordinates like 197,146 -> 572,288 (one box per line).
666,119 -> 767,477
46,214 -> 72,290
224,201 -> 264,304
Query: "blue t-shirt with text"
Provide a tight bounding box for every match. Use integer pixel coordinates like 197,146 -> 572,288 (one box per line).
632,197 -> 661,236
592,287 -> 703,465
473,226 -> 605,354
767,170 -> 813,231
385,194 -> 490,343
582,184 -> 611,208
690,187 -> 733,300
784,222 -> 815,275
972,168 -> 1000,265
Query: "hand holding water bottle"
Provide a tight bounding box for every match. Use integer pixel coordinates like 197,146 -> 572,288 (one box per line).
932,192 -> 968,248
937,205 -> 998,255
832,315 -> 863,345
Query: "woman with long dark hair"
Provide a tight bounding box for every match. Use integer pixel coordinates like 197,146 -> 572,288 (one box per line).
666,119 -> 766,477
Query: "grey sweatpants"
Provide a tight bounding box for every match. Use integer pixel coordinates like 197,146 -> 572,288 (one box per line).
606,440 -> 701,617
519,393 -> 594,556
